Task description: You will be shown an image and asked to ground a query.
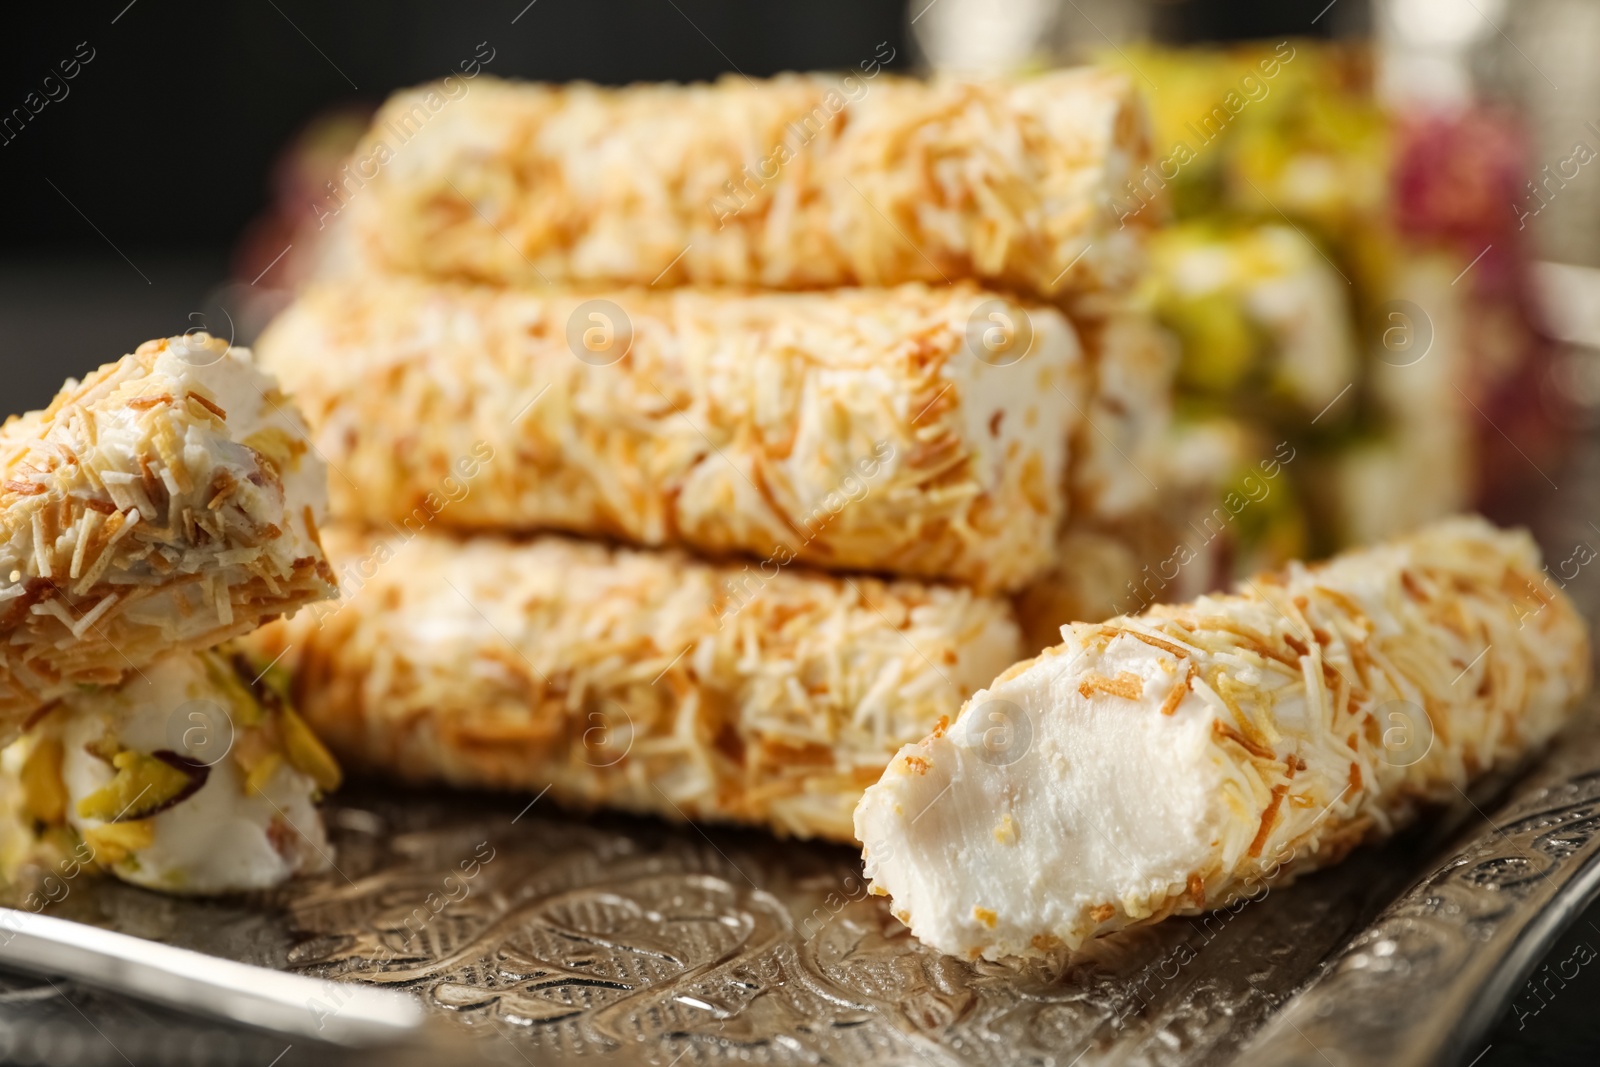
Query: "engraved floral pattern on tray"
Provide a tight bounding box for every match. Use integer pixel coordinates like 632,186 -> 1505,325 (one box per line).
1238,755 -> 1600,1067
5,727 -> 1600,1067
270,787 -> 1467,1067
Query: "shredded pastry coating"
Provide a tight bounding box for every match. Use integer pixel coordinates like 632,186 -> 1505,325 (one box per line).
243,525 -> 1023,842
856,517 -> 1591,960
259,277 -> 1085,594
347,70 -> 1153,298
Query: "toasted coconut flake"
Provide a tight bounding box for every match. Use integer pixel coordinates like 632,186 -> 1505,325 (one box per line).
1077,671 -> 1144,700
1158,663 -> 1196,716
185,391 -> 227,421
68,593 -> 119,640
125,393 -> 173,411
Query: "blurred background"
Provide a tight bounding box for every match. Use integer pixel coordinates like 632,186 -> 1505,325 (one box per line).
3,0 -> 1597,546
3,1 -> 1599,1060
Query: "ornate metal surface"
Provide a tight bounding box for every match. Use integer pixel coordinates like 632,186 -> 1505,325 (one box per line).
265,790 -> 1457,1067
1237,720 -> 1600,1067
0,722 -> 1596,1067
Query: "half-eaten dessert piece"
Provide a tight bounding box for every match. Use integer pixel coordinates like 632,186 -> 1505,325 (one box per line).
0,333 -> 338,897
0,333 -> 335,744
855,517 -> 1590,960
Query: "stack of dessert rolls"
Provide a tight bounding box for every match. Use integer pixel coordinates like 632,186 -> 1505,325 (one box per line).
242,68 -> 1189,841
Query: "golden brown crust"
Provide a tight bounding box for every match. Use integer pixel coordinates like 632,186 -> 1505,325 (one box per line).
860,518 -> 1592,958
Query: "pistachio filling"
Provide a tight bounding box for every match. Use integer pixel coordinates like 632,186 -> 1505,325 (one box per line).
3,646 -> 339,893
19,736 -> 67,826
75,750 -> 207,823
82,821 -> 156,866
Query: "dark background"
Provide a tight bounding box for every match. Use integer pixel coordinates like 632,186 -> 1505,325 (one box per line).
0,3 -> 1592,1065
0,0 -> 1361,258
1,1 -> 916,255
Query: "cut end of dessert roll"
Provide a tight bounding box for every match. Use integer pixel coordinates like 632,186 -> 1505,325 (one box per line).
260,277 -> 1085,593
349,69 -> 1152,299
2,647 -> 338,894
0,334 -> 336,742
855,517 -> 1591,960
242,524 -> 1022,842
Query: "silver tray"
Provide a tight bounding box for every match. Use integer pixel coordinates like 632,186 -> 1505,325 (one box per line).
5,470 -> 1600,1067
7,725 -> 1600,1067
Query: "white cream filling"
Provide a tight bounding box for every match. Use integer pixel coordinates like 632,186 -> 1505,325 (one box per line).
55,651 -> 328,894
154,341 -> 328,564
947,299 -> 1081,503
856,633 -> 1234,959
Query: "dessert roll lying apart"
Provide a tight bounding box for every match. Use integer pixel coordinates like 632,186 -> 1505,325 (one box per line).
2,647 -> 340,894
855,517 -> 1590,960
